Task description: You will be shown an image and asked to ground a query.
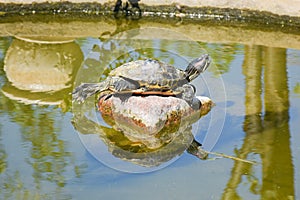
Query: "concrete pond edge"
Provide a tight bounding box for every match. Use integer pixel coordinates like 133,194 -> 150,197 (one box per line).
0,1 -> 300,28
1,1 -> 300,50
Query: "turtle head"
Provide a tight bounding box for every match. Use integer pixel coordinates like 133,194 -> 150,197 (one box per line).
185,54 -> 211,82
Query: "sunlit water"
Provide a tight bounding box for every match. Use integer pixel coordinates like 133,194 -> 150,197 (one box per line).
0,24 -> 300,200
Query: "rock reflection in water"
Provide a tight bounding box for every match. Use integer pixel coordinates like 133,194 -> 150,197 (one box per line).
73,94 -> 213,171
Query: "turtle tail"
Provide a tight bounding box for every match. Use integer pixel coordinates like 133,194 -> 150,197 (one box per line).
72,81 -> 108,103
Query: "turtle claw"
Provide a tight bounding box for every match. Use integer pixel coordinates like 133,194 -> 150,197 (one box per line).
72,83 -> 104,103
72,86 -> 87,103
72,93 -> 85,104
72,90 -> 82,103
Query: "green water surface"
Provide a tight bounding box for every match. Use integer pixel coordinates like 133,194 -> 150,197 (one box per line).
0,16 -> 299,200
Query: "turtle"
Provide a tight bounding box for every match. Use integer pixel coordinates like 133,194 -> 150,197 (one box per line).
72,54 -> 211,105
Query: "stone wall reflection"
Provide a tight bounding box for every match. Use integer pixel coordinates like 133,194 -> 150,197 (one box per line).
222,46 -> 294,199
2,39 -> 83,107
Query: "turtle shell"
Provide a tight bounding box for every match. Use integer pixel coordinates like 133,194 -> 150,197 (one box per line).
109,59 -> 187,91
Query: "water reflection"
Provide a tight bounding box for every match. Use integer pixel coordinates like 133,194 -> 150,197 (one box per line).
73,94 -> 213,172
2,39 -> 83,107
0,19 -> 298,198
0,38 -> 84,198
0,91 -> 77,198
0,38 -> 10,175
222,46 -> 294,199
0,124 -> 6,174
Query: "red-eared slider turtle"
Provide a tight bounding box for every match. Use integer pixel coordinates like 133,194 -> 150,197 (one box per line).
72,54 -> 211,105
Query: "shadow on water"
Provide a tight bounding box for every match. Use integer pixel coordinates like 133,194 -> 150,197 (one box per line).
222,46 -> 294,199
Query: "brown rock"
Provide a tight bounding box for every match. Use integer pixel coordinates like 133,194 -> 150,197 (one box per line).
98,95 -> 213,149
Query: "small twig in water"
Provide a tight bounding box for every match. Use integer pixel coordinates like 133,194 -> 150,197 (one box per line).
203,150 -> 258,165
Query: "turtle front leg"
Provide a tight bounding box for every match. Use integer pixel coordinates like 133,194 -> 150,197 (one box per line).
175,84 -> 202,109
72,81 -> 110,103
111,76 -> 140,92
175,84 -> 195,103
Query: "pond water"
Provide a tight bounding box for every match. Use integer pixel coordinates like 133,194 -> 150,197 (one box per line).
0,17 -> 300,200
